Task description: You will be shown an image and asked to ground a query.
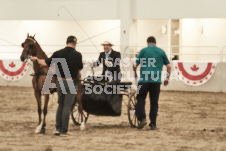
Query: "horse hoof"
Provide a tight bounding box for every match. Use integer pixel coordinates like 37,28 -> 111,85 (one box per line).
35,122 -> 43,134
40,128 -> 46,134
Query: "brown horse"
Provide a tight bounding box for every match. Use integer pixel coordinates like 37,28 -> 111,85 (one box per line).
20,34 -> 55,133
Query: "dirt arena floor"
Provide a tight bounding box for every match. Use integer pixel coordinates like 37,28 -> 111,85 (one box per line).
0,86 -> 226,151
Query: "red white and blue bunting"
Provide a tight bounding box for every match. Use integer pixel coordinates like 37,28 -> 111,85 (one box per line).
0,60 -> 30,81
173,61 -> 217,86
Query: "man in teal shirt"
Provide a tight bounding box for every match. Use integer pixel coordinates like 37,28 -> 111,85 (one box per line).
133,36 -> 171,130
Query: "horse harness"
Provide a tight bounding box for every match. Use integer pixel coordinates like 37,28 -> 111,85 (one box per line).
22,38 -> 53,92
30,73 -> 56,93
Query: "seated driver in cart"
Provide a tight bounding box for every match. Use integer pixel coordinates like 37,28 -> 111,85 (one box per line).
91,41 -> 121,82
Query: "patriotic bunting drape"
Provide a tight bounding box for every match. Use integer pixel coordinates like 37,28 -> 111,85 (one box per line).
0,60 -> 30,81
173,61 -> 217,86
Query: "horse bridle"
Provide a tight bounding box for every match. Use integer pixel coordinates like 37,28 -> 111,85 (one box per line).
21,38 -> 37,60
21,38 -> 37,66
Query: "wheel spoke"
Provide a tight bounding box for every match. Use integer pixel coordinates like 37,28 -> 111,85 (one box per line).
132,95 -> 136,106
74,111 -> 79,118
134,114 -> 137,125
133,111 -> 136,124
77,112 -> 80,123
131,110 -> 136,121
128,92 -> 138,128
71,102 -> 89,126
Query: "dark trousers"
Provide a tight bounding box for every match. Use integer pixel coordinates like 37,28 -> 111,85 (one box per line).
56,80 -> 77,133
136,83 -> 161,125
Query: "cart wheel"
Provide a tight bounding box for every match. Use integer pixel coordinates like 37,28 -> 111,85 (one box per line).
71,102 -> 89,126
128,92 -> 138,128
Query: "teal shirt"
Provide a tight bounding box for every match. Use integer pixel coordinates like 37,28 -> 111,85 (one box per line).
136,44 -> 170,83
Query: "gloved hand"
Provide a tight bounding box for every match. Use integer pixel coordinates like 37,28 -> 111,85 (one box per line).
105,61 -> 113,67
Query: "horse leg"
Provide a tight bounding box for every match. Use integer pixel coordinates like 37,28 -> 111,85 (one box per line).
34,91 -> 42,125
41,94 -> 49,133
34,90 -> 43,134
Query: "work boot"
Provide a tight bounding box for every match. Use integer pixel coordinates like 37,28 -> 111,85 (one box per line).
138,119 -> 147,129
54,129 -> 60,136
149,123 -> 157,130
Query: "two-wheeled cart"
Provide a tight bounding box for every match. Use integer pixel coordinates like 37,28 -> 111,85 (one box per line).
71,76 -> 138,128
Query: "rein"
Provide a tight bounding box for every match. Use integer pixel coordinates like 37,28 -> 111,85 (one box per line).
24,38 -> 48,75
23,38 -> 49,91
23,37 -> 37,65
30,73 -> 48,76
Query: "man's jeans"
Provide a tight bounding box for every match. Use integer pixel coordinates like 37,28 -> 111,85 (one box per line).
56,79 -> 77,133
136,83 -> 160,125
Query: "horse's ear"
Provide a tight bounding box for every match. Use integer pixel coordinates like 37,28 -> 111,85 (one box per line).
33,34 -> 36,38
27,33 -> 29,38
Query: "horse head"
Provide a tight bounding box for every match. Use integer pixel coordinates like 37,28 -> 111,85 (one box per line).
20,33 -> 37,62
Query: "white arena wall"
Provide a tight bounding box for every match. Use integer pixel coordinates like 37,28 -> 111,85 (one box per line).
0,20 -> 121,60
1,61 -> 226,93
3,19 -> 226,61
1,0 -> 226,92
1,19 -> 226,92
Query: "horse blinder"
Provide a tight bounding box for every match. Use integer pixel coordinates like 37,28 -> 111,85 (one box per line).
29,42 -> 35,48
21,41 -> 34,49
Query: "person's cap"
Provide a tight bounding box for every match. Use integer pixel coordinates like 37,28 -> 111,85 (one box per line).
101,41 -> 114,46
66,36 -> 77,43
